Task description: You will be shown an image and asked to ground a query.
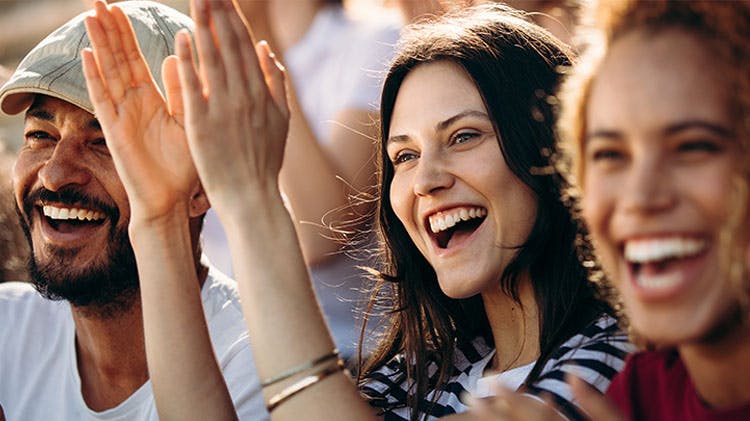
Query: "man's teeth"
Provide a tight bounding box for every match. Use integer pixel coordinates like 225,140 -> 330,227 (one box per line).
624,237 -> 706,264
42,205 -> 105,221
429,207 -> 486,233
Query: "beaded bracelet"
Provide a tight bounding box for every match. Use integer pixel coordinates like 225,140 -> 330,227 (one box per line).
266,359 -> 345,412
261,349 -> 340,388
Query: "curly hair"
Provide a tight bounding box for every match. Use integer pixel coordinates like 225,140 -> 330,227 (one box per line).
557,0 -> 750,331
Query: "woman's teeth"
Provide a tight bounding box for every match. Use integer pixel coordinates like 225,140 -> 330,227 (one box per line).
429,207 -> 487,233
43,205 -> 105,221
624,237 -> 706,264
636,272 -> 682,290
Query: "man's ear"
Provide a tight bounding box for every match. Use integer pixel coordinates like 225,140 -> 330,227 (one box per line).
188,181 -> 211,218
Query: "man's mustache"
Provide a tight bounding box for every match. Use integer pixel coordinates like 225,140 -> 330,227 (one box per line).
22,187 -> 119,224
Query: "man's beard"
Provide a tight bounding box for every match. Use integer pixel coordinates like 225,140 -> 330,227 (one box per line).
17,187 -> 139,319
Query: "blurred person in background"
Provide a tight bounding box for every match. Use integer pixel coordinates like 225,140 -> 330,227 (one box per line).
0,144 -> 30,284
0,65 -> 30,284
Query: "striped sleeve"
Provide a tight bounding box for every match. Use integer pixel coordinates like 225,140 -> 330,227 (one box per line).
523,315 -> 635,420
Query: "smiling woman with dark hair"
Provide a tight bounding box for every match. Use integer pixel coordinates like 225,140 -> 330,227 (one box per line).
357,7 -> 631,419
79,0 -> 632,420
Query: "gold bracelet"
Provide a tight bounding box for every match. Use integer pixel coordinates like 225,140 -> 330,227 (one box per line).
266,359 -> 344,412
261,349 -> 340,388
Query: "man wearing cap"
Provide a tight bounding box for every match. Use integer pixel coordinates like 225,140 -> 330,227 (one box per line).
0,2 -> 267,419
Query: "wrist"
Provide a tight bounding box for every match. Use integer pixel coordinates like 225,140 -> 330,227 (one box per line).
128,203 -> 191,240
211,179 -> 284,222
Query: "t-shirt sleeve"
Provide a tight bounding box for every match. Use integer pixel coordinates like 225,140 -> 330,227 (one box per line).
220,336 -> 269,420
523,316 -> 635,420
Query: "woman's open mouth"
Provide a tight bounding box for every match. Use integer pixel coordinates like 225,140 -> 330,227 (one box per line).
624,236 -> 708,294
427,206 -> 487,249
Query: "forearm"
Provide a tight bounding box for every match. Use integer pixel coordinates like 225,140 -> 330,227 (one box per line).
279,96 -> 377,265
129,212 -> 236,421
219,186 -> 377,420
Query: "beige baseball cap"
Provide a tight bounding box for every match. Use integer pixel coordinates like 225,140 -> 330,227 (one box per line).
0,1 -> 193,116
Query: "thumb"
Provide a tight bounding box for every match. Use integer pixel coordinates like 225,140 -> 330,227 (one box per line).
255,40 -> 290,119
162,55 -> 184,125
569,374 -> 623,421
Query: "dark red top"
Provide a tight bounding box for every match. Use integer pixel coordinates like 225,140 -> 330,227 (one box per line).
606,349 -> 750,421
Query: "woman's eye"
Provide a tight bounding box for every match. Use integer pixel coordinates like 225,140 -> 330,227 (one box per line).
452,131 -> 479,145
393,151 -> 418,165
677,140 -> 721,154
590,148 -> 625,162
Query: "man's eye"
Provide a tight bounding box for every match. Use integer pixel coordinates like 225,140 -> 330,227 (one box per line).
24,131 -> 55,144
91,138 -> 107,147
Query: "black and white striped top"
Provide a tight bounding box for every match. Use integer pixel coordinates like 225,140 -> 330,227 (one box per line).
361,315 -> 634,420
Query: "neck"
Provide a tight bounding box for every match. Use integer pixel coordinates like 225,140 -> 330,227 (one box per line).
679,320 -> 750,410
482,274 -> 540,372
269,0 -> 327,52
72,298 -> 148,411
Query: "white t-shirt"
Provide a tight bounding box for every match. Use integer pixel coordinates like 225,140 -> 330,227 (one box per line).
0,266 -> 268,421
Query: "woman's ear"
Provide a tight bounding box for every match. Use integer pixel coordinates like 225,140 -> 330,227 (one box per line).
189,181 -> 211,218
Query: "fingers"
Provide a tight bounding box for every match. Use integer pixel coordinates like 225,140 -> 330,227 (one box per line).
191,0 -> 224,94
256,41 -> 290,118
569,374 -> 623,421
205,0 -> 247,93
162,56 -> 184,124
175,30 -> 207,123
223,0 -> 267,98
191,0 -> 272,104
85,0 -> 162,104
81,48 -> 117,125
110,4 -> 155,86
84,4 -> 128,101
466,383 -> 567,421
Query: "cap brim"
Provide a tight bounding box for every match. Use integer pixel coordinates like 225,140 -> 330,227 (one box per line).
0,87 -> 94,116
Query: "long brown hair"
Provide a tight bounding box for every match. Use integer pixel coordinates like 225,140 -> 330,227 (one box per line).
359,5 -> 609,419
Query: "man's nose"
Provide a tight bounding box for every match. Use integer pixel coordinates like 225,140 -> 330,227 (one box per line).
38,139 -> 92,191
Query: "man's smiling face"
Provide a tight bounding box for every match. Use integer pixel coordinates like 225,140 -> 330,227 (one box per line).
13,95 -> 138,315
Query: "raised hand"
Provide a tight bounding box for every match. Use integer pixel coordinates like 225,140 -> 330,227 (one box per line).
569,375 -> 624,421
464,384 -> 568,421
81,0 -> 198,223
173,0 -> 289,217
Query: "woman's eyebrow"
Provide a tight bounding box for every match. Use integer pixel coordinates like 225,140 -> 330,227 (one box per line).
436,110 -> 489,132
386,134 -> 410,146
662,120 -> 734,138
586,128 -> 622,142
